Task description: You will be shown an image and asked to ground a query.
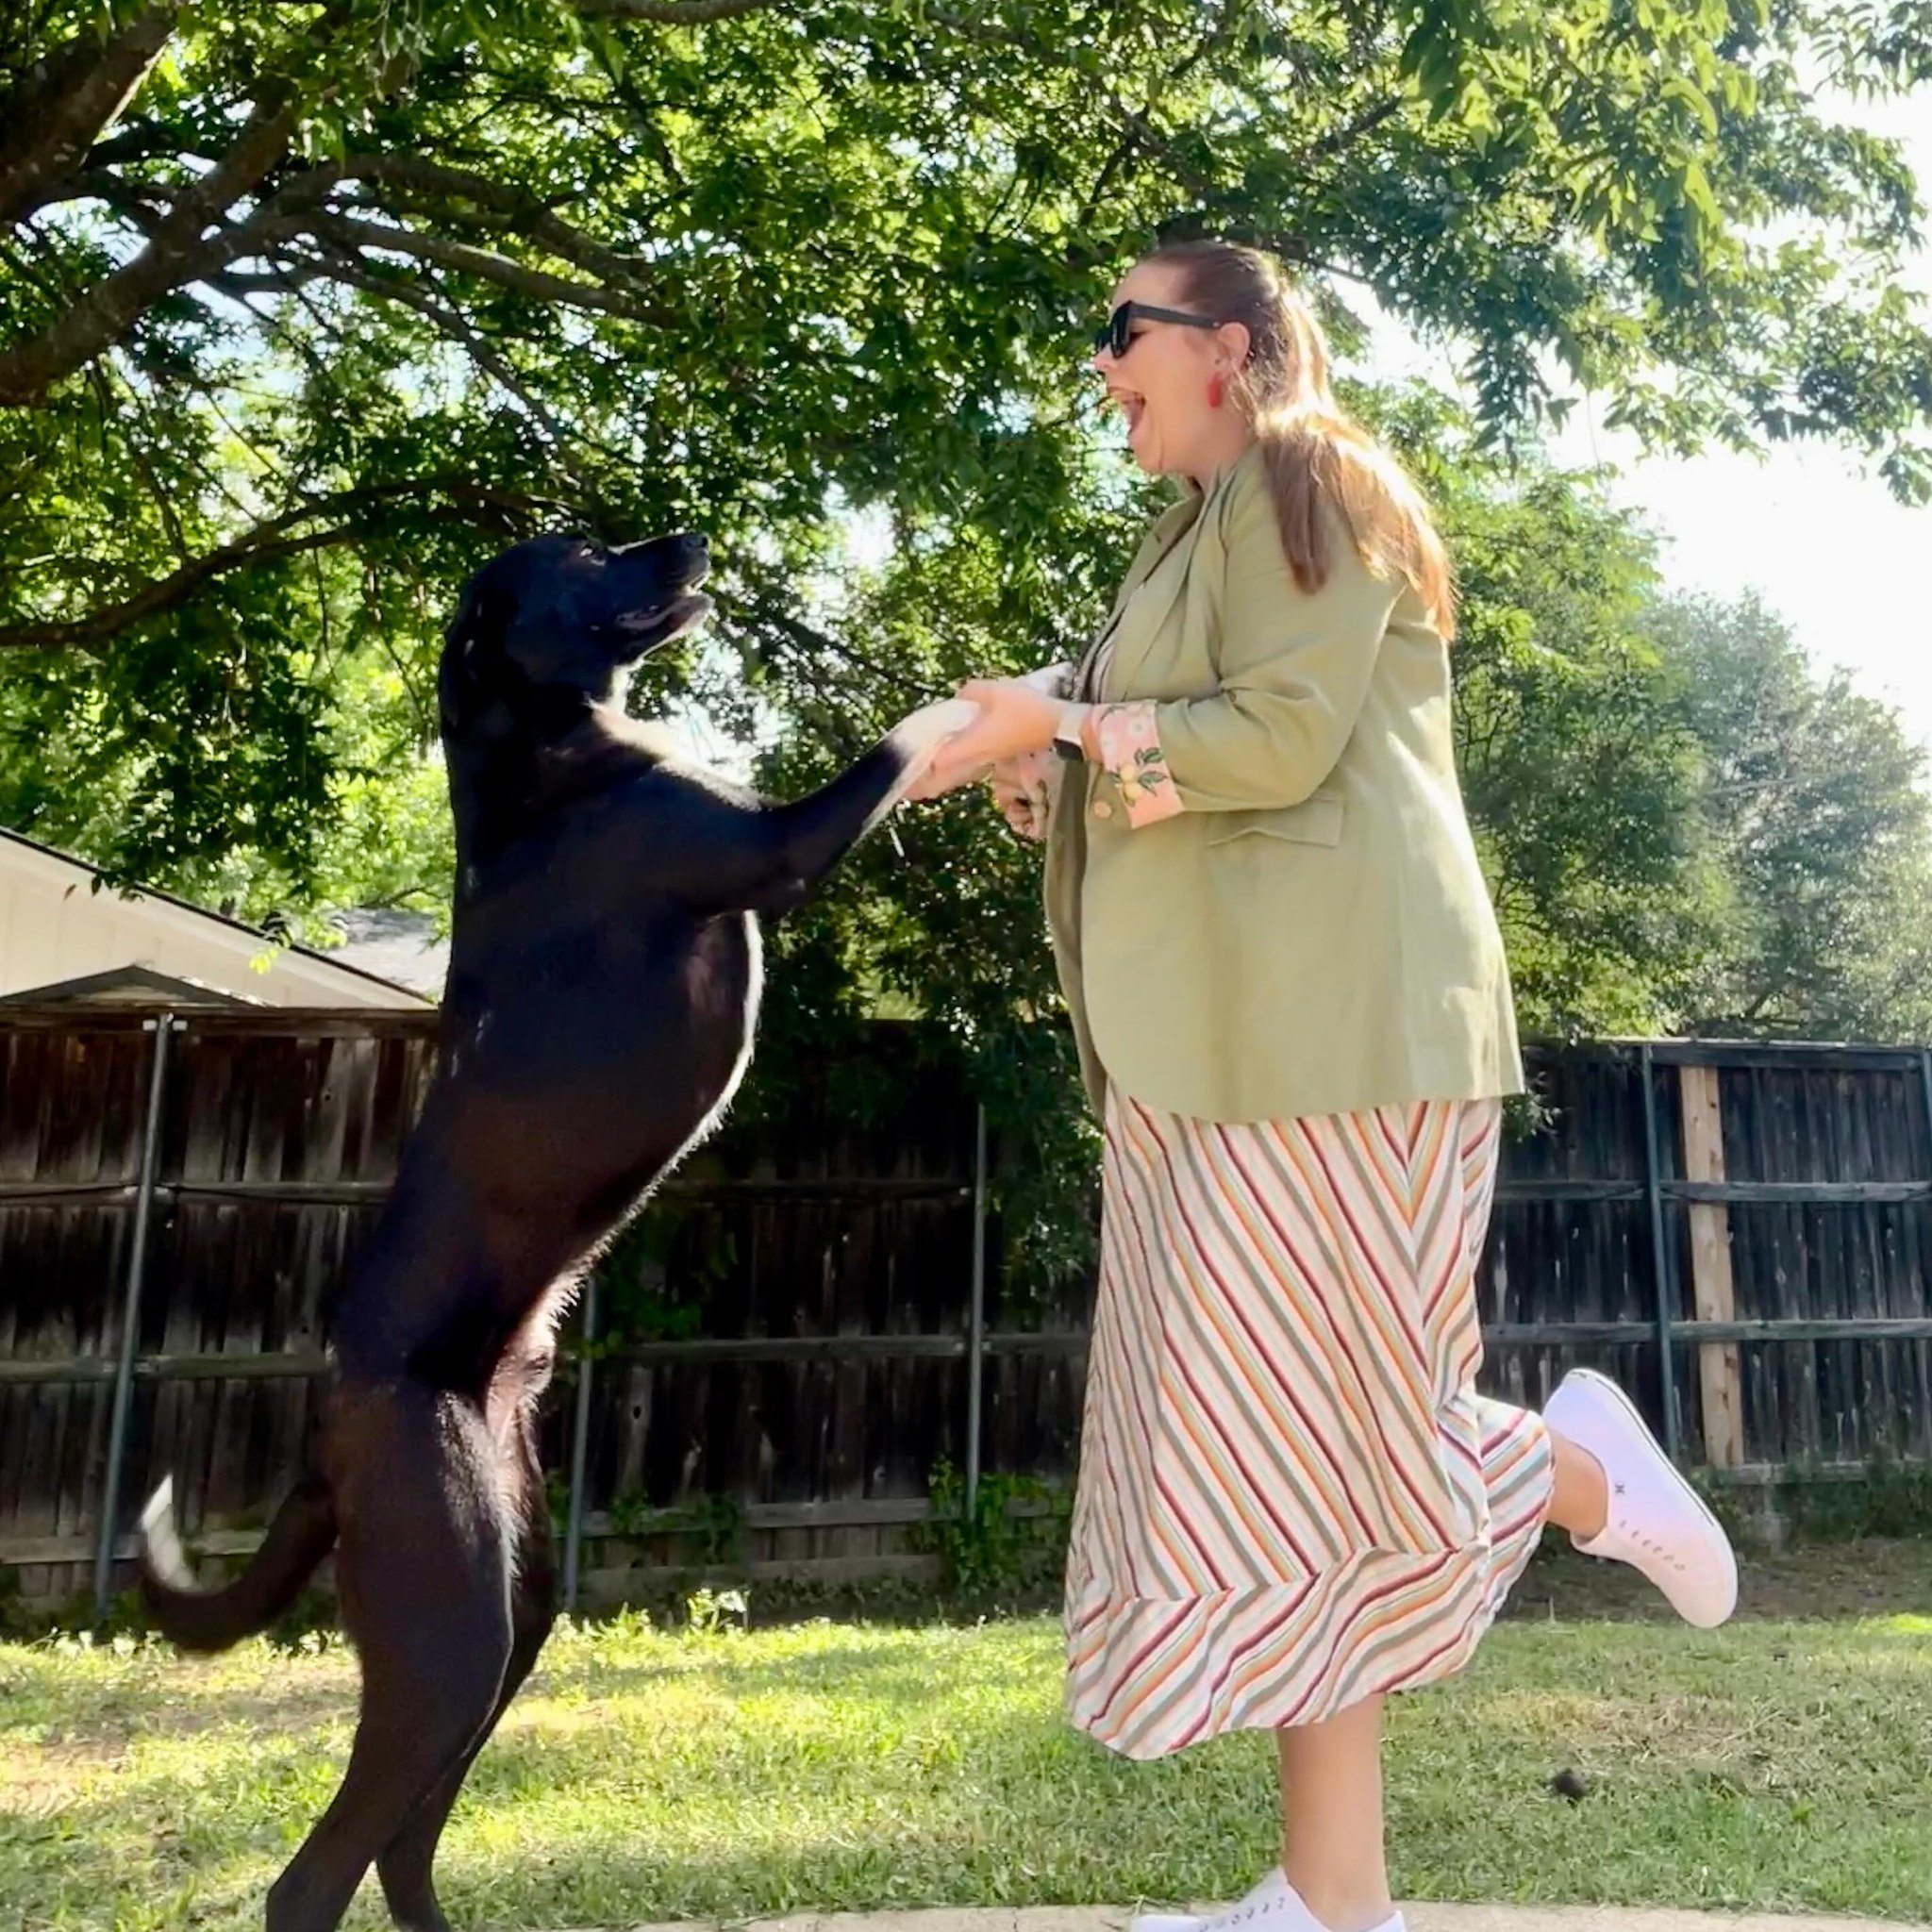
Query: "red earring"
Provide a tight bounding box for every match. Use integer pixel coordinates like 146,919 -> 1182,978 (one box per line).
1207,372 -> 1225,408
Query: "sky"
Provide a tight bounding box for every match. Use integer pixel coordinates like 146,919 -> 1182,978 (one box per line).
1360,86 -> 1932,741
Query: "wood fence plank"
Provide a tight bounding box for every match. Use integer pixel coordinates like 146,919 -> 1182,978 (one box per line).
1679,1064 -> 1744,1468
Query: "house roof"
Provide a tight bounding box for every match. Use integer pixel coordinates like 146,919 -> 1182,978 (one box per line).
0,963 -> 255,1007
0,824 -> 434,1007
327,908 -> 450,998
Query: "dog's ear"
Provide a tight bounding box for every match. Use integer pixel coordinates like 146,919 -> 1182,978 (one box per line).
439,577 -> 508,731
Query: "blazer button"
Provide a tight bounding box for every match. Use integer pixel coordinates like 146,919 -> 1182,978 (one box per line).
1091,799 -> 1113,819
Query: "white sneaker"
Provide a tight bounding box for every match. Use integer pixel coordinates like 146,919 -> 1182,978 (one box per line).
1543,1368 -> 1739,1628
1131,1869 -> 1402,1932
1134,1864 -> 1276,1932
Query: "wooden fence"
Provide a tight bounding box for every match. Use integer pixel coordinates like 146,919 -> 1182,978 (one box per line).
3,1007 -> 1931,1613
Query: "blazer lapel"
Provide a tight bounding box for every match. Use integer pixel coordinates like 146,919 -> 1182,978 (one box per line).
1068,496 -> 1188,699
1099,494 -> 1213,701
1101,454 -> 1255,700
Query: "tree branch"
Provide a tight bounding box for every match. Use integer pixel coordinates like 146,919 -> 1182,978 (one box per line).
47,166 -> 185,219
84,358 -> 190,559
310,241 -> 594,474
0,8 -> 180,225
5,527 -> 356,653
0,480 -> 572,654
207,260 -> 335,296
728,596 -> 939,708
575,0 -> 789,21
1304,94 -> 1405,162
309,212 -> 676,324
0,84 -> 306,406
331,154 -> 661,285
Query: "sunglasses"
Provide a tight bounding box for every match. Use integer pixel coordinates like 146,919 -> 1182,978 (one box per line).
1092,300 -> 1221,359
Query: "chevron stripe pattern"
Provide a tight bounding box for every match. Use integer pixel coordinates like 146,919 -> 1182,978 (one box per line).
1064,1090 -> 1554,1760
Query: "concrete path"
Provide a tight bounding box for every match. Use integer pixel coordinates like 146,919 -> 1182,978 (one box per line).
610,1907 -> 1921,1932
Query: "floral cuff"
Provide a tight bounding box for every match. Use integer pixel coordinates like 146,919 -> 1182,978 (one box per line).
1092,700 -> 1182,827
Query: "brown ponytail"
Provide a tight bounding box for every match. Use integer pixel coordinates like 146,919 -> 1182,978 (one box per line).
1145,239 -> 1457,639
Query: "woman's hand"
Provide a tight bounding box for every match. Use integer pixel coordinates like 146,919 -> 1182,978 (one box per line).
991,751 -> 1055,841
906,678 -> 1074,799
948,677 -> 1067,763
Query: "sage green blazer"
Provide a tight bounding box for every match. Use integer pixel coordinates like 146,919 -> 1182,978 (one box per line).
1042,443 -> 1524,1124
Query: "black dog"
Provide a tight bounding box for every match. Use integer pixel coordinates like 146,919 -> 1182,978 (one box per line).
138,532 -> 971,1932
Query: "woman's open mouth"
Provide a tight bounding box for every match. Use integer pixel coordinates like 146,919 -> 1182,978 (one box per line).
1108,386 -> 1146,437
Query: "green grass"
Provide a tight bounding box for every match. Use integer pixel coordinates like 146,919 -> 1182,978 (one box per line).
3,1547 -> 1931,1930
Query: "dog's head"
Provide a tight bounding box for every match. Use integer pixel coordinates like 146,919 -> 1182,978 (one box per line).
439,531 -> 712,739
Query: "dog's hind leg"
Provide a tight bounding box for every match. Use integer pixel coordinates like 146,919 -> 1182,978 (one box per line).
376,1407 -> 558,1932
263,1388 -> 514,1932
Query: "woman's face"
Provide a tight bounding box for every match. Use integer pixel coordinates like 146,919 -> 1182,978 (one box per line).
1090,260 -> 1226,477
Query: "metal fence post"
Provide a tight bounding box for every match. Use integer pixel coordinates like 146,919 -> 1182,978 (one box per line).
965,1103 -> 988,1520
1639,1042 -> 1682,1463
561,1273 -> 597,1614
94,1011 -> 175,1624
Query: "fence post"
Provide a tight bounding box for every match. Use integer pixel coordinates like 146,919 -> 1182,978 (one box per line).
1678,1062 -> 1744,1467
1638,1042 -> 1682,1464
93,1010 -> 175,1624
965,1103 -> 988,1520
561,1273 -> 597,1615
1919,1050 -> 1932,1192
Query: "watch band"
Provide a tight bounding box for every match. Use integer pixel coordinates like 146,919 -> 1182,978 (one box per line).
1052,709 -> 1088,762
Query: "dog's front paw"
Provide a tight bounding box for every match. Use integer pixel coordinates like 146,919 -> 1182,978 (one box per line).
1017,661 -> 1075,700
893,696 -> 981,761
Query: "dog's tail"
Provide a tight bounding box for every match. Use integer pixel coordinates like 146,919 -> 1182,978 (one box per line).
139,1473 -> 337,1652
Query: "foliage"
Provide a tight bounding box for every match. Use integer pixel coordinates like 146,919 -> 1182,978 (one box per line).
1771,1461 -> 1932,1541
681,1584 -> 750,1631
591,1197 -> 724,1345
606,1491 -> 747,1565
1653,591 -> 1932,1041
914,1457 -> 1070,1603
3,0 -> 1930,915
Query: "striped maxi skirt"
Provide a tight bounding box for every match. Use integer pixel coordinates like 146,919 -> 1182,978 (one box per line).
1063,1088 -> 1555,1760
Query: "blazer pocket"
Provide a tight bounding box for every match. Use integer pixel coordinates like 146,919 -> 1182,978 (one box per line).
1205,791 -> 1345,849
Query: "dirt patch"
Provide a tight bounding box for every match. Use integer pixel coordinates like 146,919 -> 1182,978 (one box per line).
0,1740 -> 124,1817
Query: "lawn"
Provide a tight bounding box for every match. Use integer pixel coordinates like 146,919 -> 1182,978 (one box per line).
3,1545 -> 1930,1931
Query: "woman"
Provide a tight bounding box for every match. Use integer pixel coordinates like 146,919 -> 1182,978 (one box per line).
908,241 -> 1738,1932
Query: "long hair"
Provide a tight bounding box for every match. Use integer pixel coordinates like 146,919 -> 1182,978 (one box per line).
1146,240 -> 1456,639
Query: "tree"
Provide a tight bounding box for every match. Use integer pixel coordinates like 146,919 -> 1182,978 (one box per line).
3,0 -> 1930,908
1391,391 -> 1729,1041
1653,591 -> 1932,1041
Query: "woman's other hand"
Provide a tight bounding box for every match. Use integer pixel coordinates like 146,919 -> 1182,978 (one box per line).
991,751 -> 1055,841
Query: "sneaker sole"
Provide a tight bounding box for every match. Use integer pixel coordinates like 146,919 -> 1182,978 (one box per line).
1554,1368 -> 1738,1626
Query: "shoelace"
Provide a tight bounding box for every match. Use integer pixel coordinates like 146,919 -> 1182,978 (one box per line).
1611,1513 -> 1689,1572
